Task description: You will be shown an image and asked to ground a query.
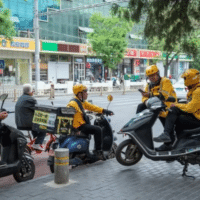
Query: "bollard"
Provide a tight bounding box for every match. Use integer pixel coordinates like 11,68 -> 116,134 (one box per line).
54,148 -> 69,184
13,89 -> 17,102
122,83 -> 125,95
100,86 -> 103,96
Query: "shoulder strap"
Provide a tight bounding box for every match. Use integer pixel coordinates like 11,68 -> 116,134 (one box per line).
70,98 -> 85,114
159,77 -> 165,90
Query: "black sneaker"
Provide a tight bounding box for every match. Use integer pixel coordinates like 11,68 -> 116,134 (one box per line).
94,150 -> 106,161
153,133 -> 171,143
0,161 -> 7,167
155,144 -> 172,151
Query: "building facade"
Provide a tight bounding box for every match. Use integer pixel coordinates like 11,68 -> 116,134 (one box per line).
0,0 -> 191,85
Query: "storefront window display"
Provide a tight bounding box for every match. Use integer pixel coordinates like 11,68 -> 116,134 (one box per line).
134,59 -> 146,79
0,59 -> 16,85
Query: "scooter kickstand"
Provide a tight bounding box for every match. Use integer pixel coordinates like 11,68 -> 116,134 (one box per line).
182,162 -> 195,180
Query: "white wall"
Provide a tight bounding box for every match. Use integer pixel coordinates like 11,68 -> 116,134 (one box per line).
48,62 -> 70,83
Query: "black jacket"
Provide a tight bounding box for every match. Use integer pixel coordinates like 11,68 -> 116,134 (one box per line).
15,94 -> 37,130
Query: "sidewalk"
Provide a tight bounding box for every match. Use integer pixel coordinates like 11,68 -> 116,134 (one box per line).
1,157 -> 200,200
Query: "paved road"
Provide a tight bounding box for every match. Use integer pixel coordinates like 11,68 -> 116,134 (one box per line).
0,92 -> 163,188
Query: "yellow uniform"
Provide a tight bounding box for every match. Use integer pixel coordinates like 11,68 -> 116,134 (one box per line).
67,97 -> 103,128
175,83 -> 200,120
142,77 -> 177,118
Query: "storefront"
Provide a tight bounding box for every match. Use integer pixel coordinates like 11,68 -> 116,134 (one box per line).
0,37 -> 35,85
117,49 -> 162,80
41,41 -> 87,83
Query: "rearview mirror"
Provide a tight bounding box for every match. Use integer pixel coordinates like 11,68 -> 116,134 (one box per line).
107,95 -> 113,102
0,94 -> 8,101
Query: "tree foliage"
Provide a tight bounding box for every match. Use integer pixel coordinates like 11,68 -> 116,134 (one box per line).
111,0 -> 200,76
87,12 -> 132,69
0,0 -> 16,39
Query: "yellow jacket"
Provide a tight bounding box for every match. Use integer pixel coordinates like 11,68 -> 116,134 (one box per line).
175,83 -> 200,120
67,97 -> 104,128
142,77 -> 177,118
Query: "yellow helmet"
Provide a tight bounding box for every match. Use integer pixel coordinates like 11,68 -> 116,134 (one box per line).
73,84 -> 87,95
181,69 -> 200,87
145,65 -> 159,76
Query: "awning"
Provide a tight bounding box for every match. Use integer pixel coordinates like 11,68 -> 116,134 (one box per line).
79,26 -> 94,33
11,16 -> 20,23
129,34 -> 142,40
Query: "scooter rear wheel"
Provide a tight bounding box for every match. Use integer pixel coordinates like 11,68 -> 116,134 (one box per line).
13,159 -> 35,182
116,139 -> 143,166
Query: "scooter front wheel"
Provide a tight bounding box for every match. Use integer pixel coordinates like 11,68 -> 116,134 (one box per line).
116,139 -> 143,166
13,159 -> 35,182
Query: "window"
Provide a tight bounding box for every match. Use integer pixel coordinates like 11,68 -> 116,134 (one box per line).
50,55 -> 58,62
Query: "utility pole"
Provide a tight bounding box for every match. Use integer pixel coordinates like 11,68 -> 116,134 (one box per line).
34,0 -> 40,93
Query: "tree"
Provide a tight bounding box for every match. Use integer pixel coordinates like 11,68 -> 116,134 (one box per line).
87,12 -> 132,71
0,0 -> 16,39
111,0 -> 200,76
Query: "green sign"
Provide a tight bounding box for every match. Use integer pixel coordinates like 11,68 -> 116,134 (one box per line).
42,42 -> 58,51
162,53 -> 193,61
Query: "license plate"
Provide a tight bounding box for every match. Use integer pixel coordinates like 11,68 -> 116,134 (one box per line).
176,88 -> 183,91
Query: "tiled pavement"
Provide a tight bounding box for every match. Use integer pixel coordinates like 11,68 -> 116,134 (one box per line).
1,157 -> 200,200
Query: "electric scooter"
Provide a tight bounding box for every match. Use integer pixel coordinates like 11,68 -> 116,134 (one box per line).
0,94 -> 35,182
116,95 -> 200,178
47,95 -> 117,173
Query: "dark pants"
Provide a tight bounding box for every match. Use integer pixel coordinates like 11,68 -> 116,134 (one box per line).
136,102 -> 175,142
32,130 -> 46,145
78,124 -> 102,150
164,107 -> 200,138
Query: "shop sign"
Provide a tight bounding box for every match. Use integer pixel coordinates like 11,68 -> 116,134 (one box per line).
80,45 -> 87,53
179,54 -> 193,61
0,38 -> 35,51
86,62 -> 91,69
140,50 -> 161,58
32,63 -> 48,69
74,57 -> 83,63
42,42 -> 58,51
162,52 -> 178,59
0,60 -> 5,69
87,58 -> 102,63
125,49 -> 138,57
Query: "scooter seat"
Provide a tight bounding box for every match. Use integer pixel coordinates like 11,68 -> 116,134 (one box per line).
75,131 -> 91,139
182,127 -> 200,135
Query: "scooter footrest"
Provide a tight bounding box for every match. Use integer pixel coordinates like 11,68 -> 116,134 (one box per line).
171,149 -> 186,155
158,151 -> 169,155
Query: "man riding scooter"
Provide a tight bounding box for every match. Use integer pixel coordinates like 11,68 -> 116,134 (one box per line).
154,69 -> 200,150
67,84 -> 114,160
136,65 -> 177,151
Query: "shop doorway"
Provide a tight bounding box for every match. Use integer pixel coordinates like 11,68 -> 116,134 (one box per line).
74,63 -> 85,82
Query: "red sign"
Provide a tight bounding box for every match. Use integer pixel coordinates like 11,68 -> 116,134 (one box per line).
86,62 -> 91,69
0,69 -> 3,74
139,50 -> 161,58
58,44 -> 79,53
126,49 -> 138,57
